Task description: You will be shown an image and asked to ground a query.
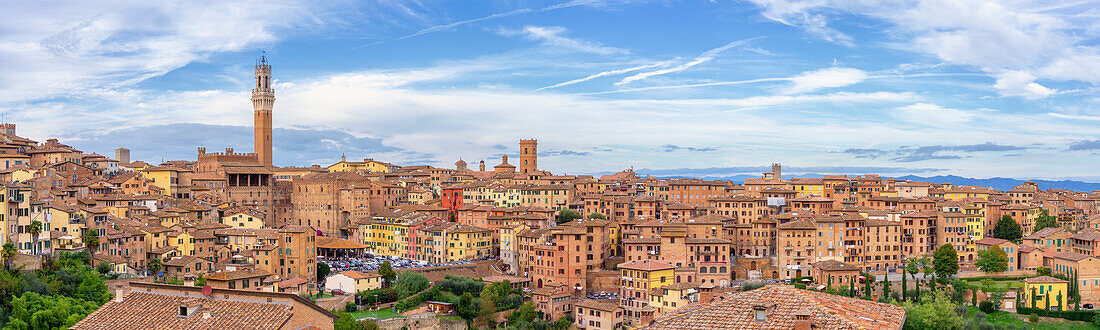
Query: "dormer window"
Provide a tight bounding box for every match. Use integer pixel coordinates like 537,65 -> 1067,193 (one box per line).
753,305 -> 767,322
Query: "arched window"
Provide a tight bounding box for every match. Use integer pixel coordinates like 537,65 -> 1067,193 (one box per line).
700,267 -> 708,273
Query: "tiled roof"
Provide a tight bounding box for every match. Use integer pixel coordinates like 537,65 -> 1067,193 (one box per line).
811,260 -> 859,272
974,237 -> 1010,246
71,291 -> 292,330
649,285 -> 905,329
1053,251 -> 1094,262
618,260 -> 675,271
1025,276 -> 1068,284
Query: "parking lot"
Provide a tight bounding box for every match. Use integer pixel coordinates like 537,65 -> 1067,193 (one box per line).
318,254 -> 480,274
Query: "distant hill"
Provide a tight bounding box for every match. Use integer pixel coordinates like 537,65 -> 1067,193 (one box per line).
632,172 -> 1100,192
895,175 -> 1100,192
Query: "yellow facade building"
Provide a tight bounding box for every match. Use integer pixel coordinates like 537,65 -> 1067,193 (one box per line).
446,224 -> 492,261
327,158 -> 396,173
222,208 -> 266,229
1023,276 -> 1069,311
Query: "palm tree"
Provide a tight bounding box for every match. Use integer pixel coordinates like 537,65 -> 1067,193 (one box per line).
1,243 -> 14,270
84,230 -> 100,264
28,221 -> 42,256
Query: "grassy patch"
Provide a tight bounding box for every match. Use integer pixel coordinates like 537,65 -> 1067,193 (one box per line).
968,307 -> 1096,329
351,309 -> 404,320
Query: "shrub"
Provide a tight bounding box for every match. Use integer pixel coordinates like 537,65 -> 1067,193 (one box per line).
1037,267 -> 1051,276
979,300 -> 995,314
793,283 -> 807,289
345,302 -> 358,312
742,282 -> 765,291
1028,313 -> 1039,323
1093,312 -> 1100,327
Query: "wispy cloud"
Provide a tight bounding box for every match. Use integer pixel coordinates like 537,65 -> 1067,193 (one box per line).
615,37 -> 764,85
537,61 -> 672,90
782,67 -> 868,94
359,0 -> 599,47
661,145 -> 717,152
1068,140 -> 1100,151
498,26 -> 626,55
842,143 -> 1031,162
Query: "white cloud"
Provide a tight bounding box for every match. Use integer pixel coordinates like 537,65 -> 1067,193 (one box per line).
742,0 -> 1100,99
893,103 -> 976,126
616,37 -> 763,85
993,71 -> 1055,100
499,26 -> 627,55
0,0 -> 320,103
782,67 -> 868,94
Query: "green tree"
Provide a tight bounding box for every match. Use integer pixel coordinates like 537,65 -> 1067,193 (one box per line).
83,230 -> 100,264
587,212 -> 606,220
919,255 -> 936,291
2,243 -> 16,270
862,273 -> 873,300
1032,209 -> 1058,233
1030,287 -> 1037,308
6,291 -> 101,329
991,215 -> 1023,241
848,275 -> 856,297
95,263 -> 110,275
393,271 -> 430,298
881,278 -> 891,303
555,209 -> 581,224
194,274 -> 207,287
901,261 -> 908,301
378,261 -> 396,288
975,245 -> 1008,273
1037,266 -> 1051,276
933,244 -> 959,282
149,258 -> 163,278
1056,292 -> 1063,311
988,291 -> 1004,312
28,220 -> 42,256
1074,269 -> 1081,310
317,262 -> 331,280
901,290 -> 965,330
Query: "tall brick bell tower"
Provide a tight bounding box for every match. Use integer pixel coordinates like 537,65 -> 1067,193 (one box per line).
520,139 -> 537,174
252,55 -> 275,167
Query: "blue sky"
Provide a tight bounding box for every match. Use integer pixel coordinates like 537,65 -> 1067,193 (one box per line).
2,0 -> 1100,180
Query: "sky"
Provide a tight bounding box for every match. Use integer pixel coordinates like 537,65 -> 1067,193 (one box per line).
2,0 -> 1100,181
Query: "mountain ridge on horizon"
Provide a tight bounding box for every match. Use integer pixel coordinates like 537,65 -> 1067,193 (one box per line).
610,171 -> 1100,192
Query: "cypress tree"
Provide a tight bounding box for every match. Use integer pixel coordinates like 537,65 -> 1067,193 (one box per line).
972,287 -> 978,306
882,279 -> 891,302
902,271 -> 908,301
850,275 -> 856,297
1031,287 -> 1037,308
1045,291 -> 1051,311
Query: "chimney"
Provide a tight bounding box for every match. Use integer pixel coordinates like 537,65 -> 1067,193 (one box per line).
113,285 -> 128,302
202,311 -> 212,319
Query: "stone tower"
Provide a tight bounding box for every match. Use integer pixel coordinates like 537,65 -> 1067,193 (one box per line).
519,139 -> 537,174
115,148 -> 130,164
252,55 -> 275,167
771,163 -> 781,180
